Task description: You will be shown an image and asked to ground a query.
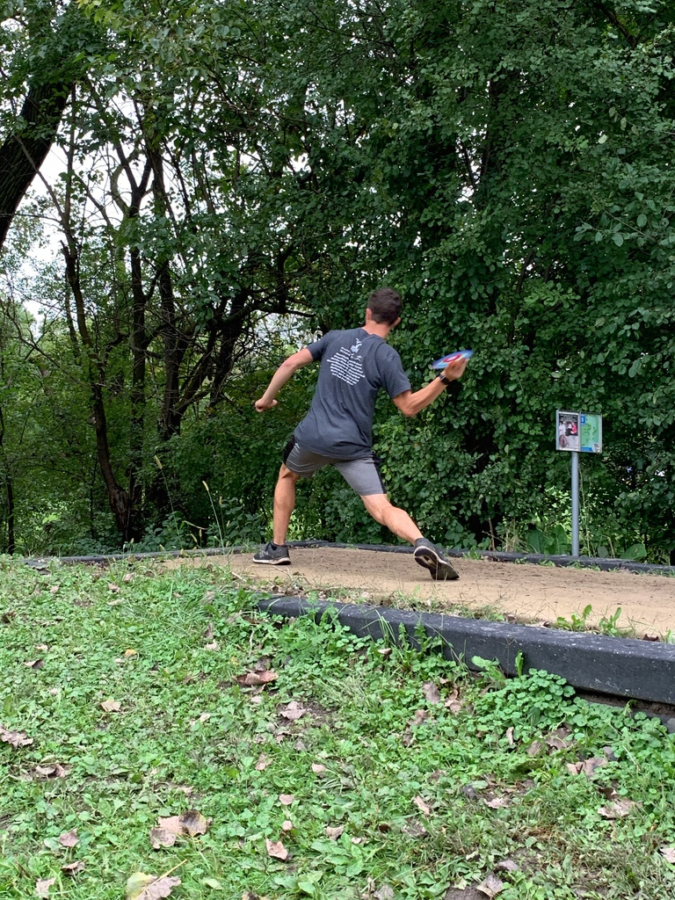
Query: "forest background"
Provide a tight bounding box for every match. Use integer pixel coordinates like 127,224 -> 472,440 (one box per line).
1,0 -> 674,562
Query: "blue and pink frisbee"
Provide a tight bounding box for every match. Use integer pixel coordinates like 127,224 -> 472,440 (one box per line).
430,349 -> 474,370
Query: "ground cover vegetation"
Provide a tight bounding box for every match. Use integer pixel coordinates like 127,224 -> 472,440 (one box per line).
1,1 -> 675,560
1,559 -> 675,898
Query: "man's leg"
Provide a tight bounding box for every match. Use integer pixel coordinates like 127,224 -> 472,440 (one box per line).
360,492 -> 459,581
360,493 -> 422,543
273,464 -> 301,545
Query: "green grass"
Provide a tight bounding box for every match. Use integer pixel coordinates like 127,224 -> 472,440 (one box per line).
1,558 -> 675,899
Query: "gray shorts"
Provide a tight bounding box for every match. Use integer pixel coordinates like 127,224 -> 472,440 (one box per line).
283,437 -> 386,497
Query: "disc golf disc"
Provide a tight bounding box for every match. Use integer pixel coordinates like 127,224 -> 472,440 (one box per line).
430,349 -> 474,370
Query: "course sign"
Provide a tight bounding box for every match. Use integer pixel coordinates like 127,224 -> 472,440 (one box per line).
556,410 -> 602,454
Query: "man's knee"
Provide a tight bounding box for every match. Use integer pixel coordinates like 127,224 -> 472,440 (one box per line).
278,464 -> 300,483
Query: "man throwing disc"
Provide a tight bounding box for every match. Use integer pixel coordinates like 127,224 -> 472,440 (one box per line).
253,287 -> 468,580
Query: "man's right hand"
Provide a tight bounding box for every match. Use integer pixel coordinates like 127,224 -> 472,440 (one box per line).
255,397 -> 278,412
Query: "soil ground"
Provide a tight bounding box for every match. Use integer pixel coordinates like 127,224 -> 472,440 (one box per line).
171,546 -> 675,638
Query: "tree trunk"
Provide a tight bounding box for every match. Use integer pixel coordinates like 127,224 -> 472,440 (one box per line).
0,80 -> 70,248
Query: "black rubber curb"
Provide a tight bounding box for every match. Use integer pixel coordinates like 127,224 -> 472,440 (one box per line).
22,539 -> 675,576
258,596 -> 675,707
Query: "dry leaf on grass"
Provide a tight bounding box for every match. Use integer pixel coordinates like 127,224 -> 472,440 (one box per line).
237,670 -> 278,686
526,741 -> 544,757
598,799 -> 637,819
505,727 -> 515,746
311,763 -> 326,775
123,573 -> 134,583
484,797 -> 509,810
282,820 -> 293,832
495,859 -> 519,873
58,828 -> 78,848
49,585 -> 60,594
326,825 -> 344,840
660,846 -> 675,864
100,699 -> 121,713
24,659 -> 44,670
266,838 -> 289,861
108,582 -> 120,593
412,796 -> 431,817
35,878 -> 55,898
256,754 -> 271,771
204,641 -> 220,651
402,820 -> 428,838
126,872 -> 182,899
374,886 -> 394,900
35,764 -> 68,779
445,699 -> 464,714
477,873 -> 505,898
62,861 -> 86,876
279,701 -> 306,721
150,827 -> 177,850
409,709 -> 430,727
422,682 -> 441,704
581,757 -> 606,778
0,724 -> 33,748
179,810 -> 210,836
278,794 -> 295,806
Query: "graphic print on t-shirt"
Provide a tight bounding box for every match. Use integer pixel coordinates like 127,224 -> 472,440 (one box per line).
327,338 -> 366,386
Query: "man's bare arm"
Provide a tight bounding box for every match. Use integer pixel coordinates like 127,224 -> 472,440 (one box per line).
393,356 -> 467,417
255,348 -> 315,412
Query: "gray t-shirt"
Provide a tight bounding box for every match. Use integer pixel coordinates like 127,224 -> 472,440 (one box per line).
294,328 -> 411,459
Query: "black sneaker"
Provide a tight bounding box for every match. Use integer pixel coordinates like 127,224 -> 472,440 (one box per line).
253,542 -> 291,565
413,538 -> 459,581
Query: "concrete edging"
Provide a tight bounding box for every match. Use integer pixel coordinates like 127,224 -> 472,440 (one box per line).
258,596 -> 675,706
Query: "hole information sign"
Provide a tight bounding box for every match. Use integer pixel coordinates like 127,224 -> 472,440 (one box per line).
556,410 -> 602,454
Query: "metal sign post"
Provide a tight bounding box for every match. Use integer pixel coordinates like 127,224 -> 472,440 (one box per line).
556,410 -> 603,558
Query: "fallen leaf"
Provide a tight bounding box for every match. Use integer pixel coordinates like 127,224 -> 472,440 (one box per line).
124,649 -> 137,658
157,816 -> 183,835
123,573 -> 134,583
256,754 -> 271,771
527,741 -> 544,757
108,582 -> 120,593
326,825 -> 344,840
294,739 -> 307,752
598,799 -> 637,819
279,794 -> 295,806
582,757 -> 606,778
352,836 -> 365,844
199,713 -> 211,723
660,846 -> 675,864
311,763 -> 326,775
280,701 -> 306,721
35,644 -> 49,651
50,585 -> 60,594
422,682 -> 441,704
126,872 -> 182,900
179,810 -> 210,836
495,859 -> 519,873
477,873 -> 504,898
237,670 -> 278,686
204,622 -> 214,640
409,709 -> 430,727
266,838 -> 289,861
250,695 -> 263,705
35,878 -> 55,898
62,861 -> 86,875
0,725 -> 33,748
377,647 -> 392,657
506,727 -> 515,746
100,699 -> 121,713
24,659 -> 45,670
402,820 -> 428,838
150,827 -> 177,849
374,886 -> 394,900
566,762 -> 583,775
445,698 -> 464,714
35,764 -> 68,779
204,642 -> 220,651
484,797 -> 509,810
58,828 -> 79,848
412,795 -> 431,817
282,820 -> 293,832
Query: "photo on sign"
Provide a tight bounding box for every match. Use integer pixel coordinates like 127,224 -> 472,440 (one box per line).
580,414 -> 602,454
556,411 -> 580,451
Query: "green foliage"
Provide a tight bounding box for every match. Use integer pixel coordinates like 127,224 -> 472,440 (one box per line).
2,559 -> 675,898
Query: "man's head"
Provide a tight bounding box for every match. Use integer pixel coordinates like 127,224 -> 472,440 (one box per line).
366,287 -> 402,327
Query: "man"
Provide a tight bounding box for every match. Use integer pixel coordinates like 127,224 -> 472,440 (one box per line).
253,287 -> 468,580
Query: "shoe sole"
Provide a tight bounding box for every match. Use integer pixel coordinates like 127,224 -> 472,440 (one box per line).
413,547 -> 459,581
252,556 -> 291,566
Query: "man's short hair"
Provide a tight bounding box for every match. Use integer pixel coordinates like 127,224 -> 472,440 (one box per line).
367,287 -> 402,325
